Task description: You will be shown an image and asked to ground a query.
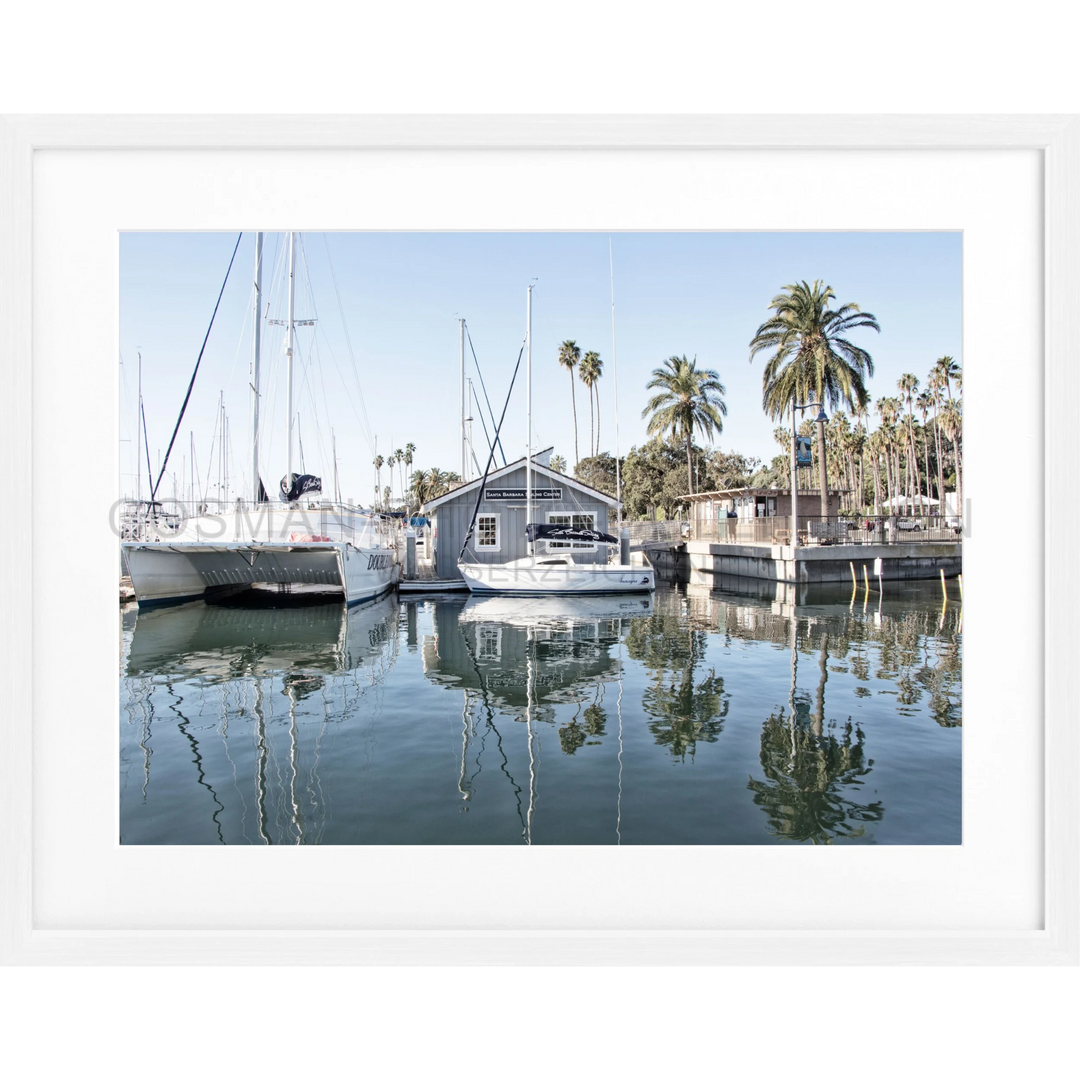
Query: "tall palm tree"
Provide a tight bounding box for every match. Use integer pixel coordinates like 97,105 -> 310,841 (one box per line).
578,351 -> 602,456
557,340 -> 582,465
898,374 -> 921,514
916,389 -> 934,503
928,371 -> 947,508
932,355 -> 961,404
939,400 -> 962,517
641,355 -> 727,495
749,280 -> 880,516
404,442 -> 416,482
373,454 -> 384,508
549,454 -> 566,474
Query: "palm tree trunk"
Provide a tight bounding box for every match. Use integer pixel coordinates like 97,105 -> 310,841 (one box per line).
686,434 -> 694,496
871,452 -> 882,515
588,387 -> 594,461
594,385 -> 600,456
933,411 -> 945,505
921,428 -> 932,508
569,372 -> 578,466
816,418 -> 828,518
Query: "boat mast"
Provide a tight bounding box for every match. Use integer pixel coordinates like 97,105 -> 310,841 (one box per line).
609,239 -> 622,531
286,231 -> 296,484
136,351 -> 142,503
526,284 -> 533,555
459,317 -> 466,480
252,232 -> 263,502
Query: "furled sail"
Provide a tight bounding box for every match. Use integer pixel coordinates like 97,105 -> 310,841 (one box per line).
279,473 -> 322,503
525,523 -> 618,545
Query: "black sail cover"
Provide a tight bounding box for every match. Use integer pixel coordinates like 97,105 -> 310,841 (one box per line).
526,523 -> 618,545
279,473 -> 323,503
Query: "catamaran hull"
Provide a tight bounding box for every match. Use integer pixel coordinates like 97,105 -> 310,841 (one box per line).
458,562 -> 654,595
123,542 -> 399,608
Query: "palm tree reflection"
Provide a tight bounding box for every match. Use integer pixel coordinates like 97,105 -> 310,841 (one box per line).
748,618 -> 883,842
626,600 -> 729,761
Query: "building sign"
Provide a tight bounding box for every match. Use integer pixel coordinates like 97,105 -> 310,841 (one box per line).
484,488 -> 563,501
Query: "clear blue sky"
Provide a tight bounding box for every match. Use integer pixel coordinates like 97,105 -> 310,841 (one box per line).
119,231 -> 961,505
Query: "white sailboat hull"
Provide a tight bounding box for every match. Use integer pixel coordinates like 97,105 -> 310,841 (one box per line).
124,541 -> 399,608
458,559 -> 653,595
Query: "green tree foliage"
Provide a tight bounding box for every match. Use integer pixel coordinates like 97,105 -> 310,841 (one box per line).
573,452 -> 619,497
749,280 -> 879,511
641,355 -> 727,495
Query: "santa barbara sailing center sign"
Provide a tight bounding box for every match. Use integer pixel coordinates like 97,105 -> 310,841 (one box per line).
484,488 -> 563,500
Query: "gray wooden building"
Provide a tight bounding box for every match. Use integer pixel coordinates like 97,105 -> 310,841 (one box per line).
422,453 -> 622,580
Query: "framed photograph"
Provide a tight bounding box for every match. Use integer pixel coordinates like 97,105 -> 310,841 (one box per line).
1,115 -> 1075,965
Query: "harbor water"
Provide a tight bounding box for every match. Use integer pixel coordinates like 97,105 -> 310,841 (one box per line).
119,579 -> 962,845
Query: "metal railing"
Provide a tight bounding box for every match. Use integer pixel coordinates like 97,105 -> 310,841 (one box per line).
691,514 -> 963,546
623,520 -> 686,549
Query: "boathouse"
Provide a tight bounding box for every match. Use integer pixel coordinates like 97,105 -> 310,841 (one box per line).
420,451 -> 622,581
685,487 -> 842,545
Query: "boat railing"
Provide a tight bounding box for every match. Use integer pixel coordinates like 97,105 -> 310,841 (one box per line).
117,498 -> 402,546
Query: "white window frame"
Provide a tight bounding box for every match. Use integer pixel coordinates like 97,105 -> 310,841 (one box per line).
474,512 -> 500,553
544,510 -> 598,551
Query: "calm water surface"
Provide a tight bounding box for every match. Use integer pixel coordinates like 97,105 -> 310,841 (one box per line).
119,578 -> 961,845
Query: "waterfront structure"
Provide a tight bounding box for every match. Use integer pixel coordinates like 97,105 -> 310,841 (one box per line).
685,487 -> 843,545
423,450 -> 626,581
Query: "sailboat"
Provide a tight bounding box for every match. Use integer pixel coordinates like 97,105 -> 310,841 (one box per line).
122,232 -> 402,608
456,285 -> 654,596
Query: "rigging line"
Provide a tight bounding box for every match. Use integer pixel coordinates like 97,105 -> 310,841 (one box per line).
321,233 -> 376,458
465,325 -> 507,467
140,400 -> 153,506
468,384 -> 494,468
202,402 -> 221,500
458,338 -> 526,563
152,232 -> 243,499
470,380 -> 496,461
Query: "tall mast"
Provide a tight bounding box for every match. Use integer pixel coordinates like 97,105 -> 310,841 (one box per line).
251,232 -> 263,502
526,285 -> 533,554
459,317 -> 466,480
286,231 -> 296,483
609,239 -> 622,531
136,351 -> 142,503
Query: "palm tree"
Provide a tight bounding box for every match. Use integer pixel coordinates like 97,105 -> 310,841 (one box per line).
373,454 -> 384,508
939,399 -> 962,517
916,389 -> 935,503
409,468 -> 428,508
749,280 -> 880,516
549,454 -> 566,474
932,355 -> 961,404
404,442 -> 416,483
898,374 -> 921,514
641,355 -> 727,495
557,340 -> 582,466
578,351 -> 602,456
928,371 -> 947,508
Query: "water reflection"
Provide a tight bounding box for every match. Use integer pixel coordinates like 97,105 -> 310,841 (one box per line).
121,595 -> 398,844
624,595 -> 729,760
424,593 -> 655,842
120,578 -> 961,845
685,578 -> 961,844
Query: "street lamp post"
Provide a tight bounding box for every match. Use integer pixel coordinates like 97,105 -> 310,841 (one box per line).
791,400 -> 828,550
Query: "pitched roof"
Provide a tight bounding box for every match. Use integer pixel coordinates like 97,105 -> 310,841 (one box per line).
421,454 -> 622,512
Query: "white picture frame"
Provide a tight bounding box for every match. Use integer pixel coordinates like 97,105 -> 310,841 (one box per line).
1,114 -> 1076,965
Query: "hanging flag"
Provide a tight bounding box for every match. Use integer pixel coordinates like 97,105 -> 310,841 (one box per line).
796,437 -> 813,468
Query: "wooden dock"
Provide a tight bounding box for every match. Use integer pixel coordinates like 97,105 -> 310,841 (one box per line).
399,578 -> 469,593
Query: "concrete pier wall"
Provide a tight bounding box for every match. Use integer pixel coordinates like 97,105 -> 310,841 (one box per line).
686,540 -> 961,587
